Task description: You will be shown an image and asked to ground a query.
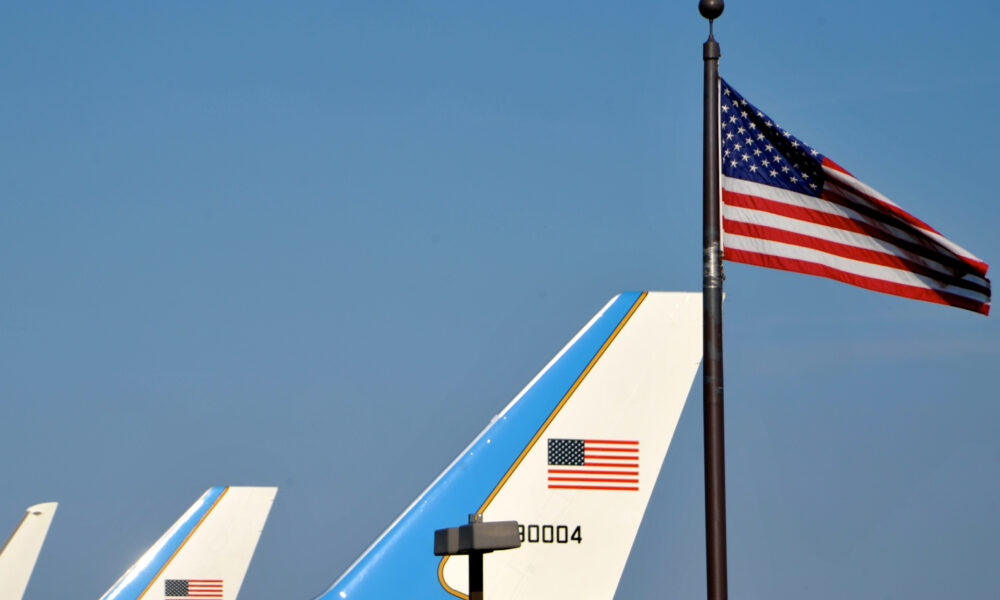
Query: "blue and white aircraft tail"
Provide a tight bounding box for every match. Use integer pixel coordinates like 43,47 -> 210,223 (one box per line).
99,486 -> 277,600
317,291 -> 703,600
0,502 -> 57,600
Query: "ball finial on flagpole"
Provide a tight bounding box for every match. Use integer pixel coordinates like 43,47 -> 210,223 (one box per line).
699,0 -> 724,20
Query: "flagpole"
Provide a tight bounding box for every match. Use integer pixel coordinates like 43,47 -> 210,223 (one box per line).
699,2 -> 728,600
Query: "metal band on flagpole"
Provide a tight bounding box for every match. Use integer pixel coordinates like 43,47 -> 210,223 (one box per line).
699,2 -> 728,600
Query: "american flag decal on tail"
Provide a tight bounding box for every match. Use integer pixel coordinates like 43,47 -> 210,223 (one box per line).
165,579 -> 223,599
547,439 -> 639,491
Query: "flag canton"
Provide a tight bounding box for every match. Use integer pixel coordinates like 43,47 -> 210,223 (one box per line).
720,79 -> 826,198
165,580 -> 188,597
548,439 -> 585,465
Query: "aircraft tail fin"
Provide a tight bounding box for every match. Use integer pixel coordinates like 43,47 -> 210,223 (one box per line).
99,486 -> 277,600
0,502 -> 57,600
317,291 -> 703,599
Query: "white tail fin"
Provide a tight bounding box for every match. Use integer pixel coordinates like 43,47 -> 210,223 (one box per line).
0,502 -> 57,600
316,291 -> 702,599
99,486 -> 277,600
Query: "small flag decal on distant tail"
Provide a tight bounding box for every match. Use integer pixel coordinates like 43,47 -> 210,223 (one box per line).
547,439 -> 639,491
165,579 -> 223,599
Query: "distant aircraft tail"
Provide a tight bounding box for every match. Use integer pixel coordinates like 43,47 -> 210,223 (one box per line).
317,291 -> 703,599
99,486 -> 277,600
0,502 -> 57,600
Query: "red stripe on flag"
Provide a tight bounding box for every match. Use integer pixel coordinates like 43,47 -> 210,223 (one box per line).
549,485 -> 639,491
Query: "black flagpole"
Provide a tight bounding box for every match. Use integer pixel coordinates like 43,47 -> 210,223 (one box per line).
699,2 -> 728,600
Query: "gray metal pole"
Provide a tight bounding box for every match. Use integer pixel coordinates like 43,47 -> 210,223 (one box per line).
468,513 -> 484,600
469,551 -> 484,600
698,2 -> 728,600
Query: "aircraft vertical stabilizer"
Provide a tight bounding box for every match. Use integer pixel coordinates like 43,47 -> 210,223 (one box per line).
317,291 -> 703,599
0,502 -> 57,600
99,486 -> 277,600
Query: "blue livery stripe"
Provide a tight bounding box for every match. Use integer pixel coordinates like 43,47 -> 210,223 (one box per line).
316,292 -> 644,600
100,486 -> 227,600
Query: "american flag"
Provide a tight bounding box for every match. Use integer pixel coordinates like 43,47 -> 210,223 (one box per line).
164,579 -> 223,599
719,79 -> 990,315
547,438 -> 638,491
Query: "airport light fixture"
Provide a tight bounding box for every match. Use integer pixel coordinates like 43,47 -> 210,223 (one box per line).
433,514 -> 521,600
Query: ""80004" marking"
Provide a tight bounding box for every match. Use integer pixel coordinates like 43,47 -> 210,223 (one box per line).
517,524 -> 582,544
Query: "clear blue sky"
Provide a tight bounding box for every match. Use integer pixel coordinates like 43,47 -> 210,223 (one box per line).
2,2 -> 997,598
